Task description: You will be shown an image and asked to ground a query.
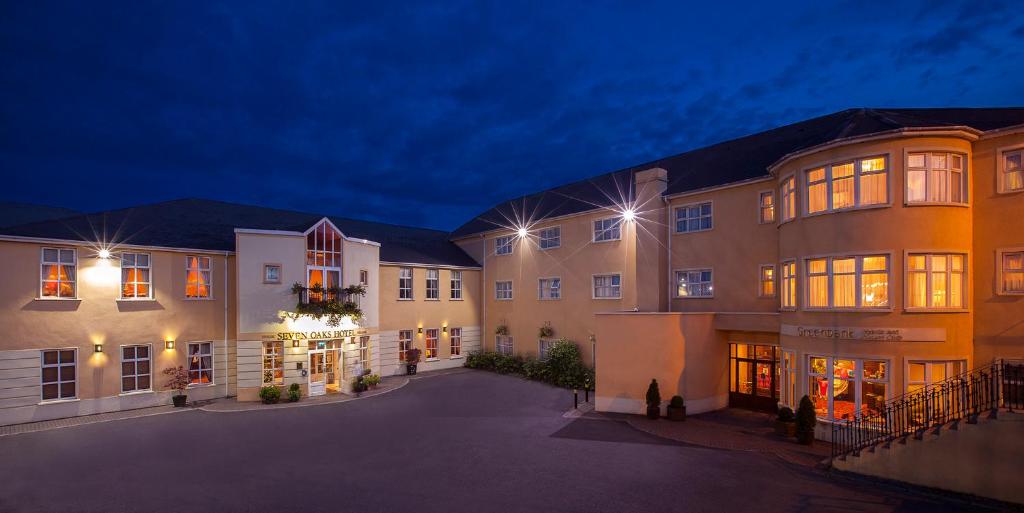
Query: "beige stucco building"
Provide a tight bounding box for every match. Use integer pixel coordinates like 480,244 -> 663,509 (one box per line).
1,108 -> 1022,436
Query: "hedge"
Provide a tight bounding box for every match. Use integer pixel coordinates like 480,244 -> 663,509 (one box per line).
465,338 -> 595,389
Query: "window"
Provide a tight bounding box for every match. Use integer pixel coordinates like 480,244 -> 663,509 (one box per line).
399,267 -> 413,299
120,252 -> 152,299
495,235 -> 514,255
805,156 -> 887,215
907,152 -> 967,204
425,329 -> 438,359
808,356 -> 888,421
907,360 -> 966,394
185,256 -> 212,299
398,330 -> 412,362
593,218 -> 622,242
538,277 -> 561,300
263,264 -> 282,284
450,327 -> 462,357
359,269 -> 368,286
496,335 -> 513,356
1000,250 -> 1024,294
539,339 -> 555,360
593,274 -> 621,299
450,270 -> 463,300
187,342 -> 213,385
40,248 -> 76,298
759,265 -> 775,297
539,227 -> 561,249
759,191 -> 775,223
675,269 -> 712,298
781,176 -> 796,222
121,345 -> 152,393
1001,149 -> 1024,193
306,221 -> 341,301
425,269 -> 439,300
907,253 -> 965,309
781,350 -> 796,407
41,349 -> 76,400
495,280 -> 513,300
359,336 -> 370,368
675,202 -> 712,233
262,341 -> 283,385
805,255 -> 889,309
781,261 -> 796,309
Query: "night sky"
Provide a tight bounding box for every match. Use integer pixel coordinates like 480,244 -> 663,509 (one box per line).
2,1 -> 1022,230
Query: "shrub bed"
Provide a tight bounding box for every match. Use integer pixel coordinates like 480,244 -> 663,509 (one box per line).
465,338 -> 595,389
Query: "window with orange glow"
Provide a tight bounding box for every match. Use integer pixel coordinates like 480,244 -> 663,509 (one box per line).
398,330 -> 413,362
1001,149 -> 1023,193
425,329 -> 438,359
187,342 -> 213,385
1001,251 -> 1024,294
262,341 -> 283,385
805,255 -> 888,309
120,252 -> 152,299
780,261 -> 796,309
906,152 -> 966,204
780,176 -> 796,222
808,356 -> 888,421
759,191 -> 775,223
306,221 -> 342,297
759,265 -> 775,297
185,256 -> 212,299
40,248 -> 76,298
805,156 -> 887,215
907,253 -> 965,309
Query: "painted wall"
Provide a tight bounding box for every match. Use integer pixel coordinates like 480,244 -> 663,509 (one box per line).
236,231 -> 306,338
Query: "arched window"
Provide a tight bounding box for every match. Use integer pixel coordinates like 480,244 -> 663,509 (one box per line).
306,220 -> 342,300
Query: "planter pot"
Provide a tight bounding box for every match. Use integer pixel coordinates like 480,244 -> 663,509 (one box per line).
407,364 -> 418,375
172,395 -> 188,407
667,405 -> 686,421
646,405 -> 660,420
775,420 -> 797,438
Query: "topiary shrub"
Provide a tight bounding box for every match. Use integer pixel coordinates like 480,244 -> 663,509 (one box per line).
777,406 -> 795,422
669,395 -> 684,408
287,383 -> 301,402
645,379 -> 661,419
259,385 -> 281,404
795,395 -> 817,444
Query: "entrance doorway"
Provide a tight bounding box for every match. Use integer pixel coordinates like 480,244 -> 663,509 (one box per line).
308,340 -> 342,396
729,343 -> 779,412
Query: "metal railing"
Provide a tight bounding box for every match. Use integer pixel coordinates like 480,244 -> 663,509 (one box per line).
299,288 -> 353,305
832,359 -> 1024,460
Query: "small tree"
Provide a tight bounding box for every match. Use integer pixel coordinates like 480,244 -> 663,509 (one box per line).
162,366 -> 190,396
405,347 -> 422,365
795,395 -> 817,444
646,379 -> 661,406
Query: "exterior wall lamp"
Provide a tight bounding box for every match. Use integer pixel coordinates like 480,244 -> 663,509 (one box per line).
94,343 -> 103,353
293,340 -> 300,348
165,340 -> 175,350
418,327 -> 423,335
442,326 -> 447,333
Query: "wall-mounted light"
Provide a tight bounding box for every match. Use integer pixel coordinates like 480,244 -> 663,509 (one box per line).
165,340 -> 175,350
97,249 -> 111,259
517,227 -> 528,238
622,209 -> 636,222
94,343 -> 103,353
442,326 -> 447,333
418,327 -> 423,335
292,340 -> 300,348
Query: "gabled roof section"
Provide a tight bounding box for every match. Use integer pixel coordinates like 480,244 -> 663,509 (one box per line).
451,107 -> 1024,238
0,199 -> 479,267
0,202 -> 80,228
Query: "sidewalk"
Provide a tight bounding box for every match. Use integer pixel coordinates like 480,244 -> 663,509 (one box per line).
0,404 -> 186,437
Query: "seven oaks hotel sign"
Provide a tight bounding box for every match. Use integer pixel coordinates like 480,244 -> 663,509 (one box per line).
781,325 -> 945,342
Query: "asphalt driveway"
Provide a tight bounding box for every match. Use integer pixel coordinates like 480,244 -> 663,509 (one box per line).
0,371 -> 996,513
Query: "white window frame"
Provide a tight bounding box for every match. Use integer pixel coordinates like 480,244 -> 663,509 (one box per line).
539,226 -> 561,250
495,235 -> 514,256
997,145 -> 1024,194
780,175 -> 796,223
592,273 -> 621,299
538,277 -> 561,300
758,190 -> 775,224
802,155 -> 889,216
904,150 -> 969,206
424,329 -> 439,360
905,252 -> 968,311
398,330 -> 413,362
261,341 -> 284,385
807,356 -> 890,421
425,269 -> 439,300
539,339 -> 555,360
997,248 -> 1024,295
495,280 -> 513,300
906,360 -> 967,393
119,252 -> 153,299
450,327 -> 462,358
802,254 -> 891,311
359,336 -> 370,368
496,335 -> 514,356
674,201 -> 713,233
674,268 -> 713,298
39,247 -> 77,299
187,342 -> 214,386
758,264 -> 776,298
120,344 -> 153,393
263,263 -> 282,284
185,255 -> 213,300
450,270 -> 463,300
359,269 -> 369,286
592,217 -> 622,242
398,267 -> 413,300
780,260 -> 797,310
40,348 -> 77,401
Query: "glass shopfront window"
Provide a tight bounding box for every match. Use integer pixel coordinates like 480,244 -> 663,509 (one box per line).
808,356 -> 889,421
729,343 -> 780,412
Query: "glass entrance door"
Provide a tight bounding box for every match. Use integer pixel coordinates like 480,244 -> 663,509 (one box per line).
308,340 -> 342,397
729,343 -> 780,412
308,345 -> 326,396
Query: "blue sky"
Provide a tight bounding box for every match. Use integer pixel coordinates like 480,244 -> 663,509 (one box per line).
1,0 -> 1022,230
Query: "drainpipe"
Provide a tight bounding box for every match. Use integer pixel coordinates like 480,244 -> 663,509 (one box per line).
223,252 -> 229,399
664,195 -> 672,313
479,235 -> 486,351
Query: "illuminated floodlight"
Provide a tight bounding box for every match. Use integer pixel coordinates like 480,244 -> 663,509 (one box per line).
517,227 -> 528,238
97,249 -> 111,259
622,209 -> 636,222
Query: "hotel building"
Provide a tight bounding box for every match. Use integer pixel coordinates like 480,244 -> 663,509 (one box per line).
1,108 -> 1022,438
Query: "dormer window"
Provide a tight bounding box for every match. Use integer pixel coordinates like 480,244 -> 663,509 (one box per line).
306,220 -> 343,300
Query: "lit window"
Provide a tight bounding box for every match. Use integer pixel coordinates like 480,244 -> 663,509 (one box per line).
359,269 -> 368,286
120,252 -> 152,299
1001,251 -> 1024,294
185,256 -> 212,299
781,176 -> 796,222
495,280 -> 513,300
538,277 -> 561,299
1001,149 -> 1023,193
593,274 -> 621,299
759,191 -> 775,223
121,344 -> 152,393
450,327 -> 462,357
781,350 -> 797,407
593,218 -> 622,242
496,335 -> 514,356
398,268 -> 413,299
808,356 -> 888,421
425,329 -> 438,359
450,271 -> 463,300
187,342 -> 213,385
398,330 -> 413,362
41,349 -> 76,400
759,265 -> 775,297
805,156 -> 887,215
425,269 -> 439,300
261,341 -> 283,385
907,360 -> 965,393
805,255 -> 888,309
539,227 -> 561,249
359,336 -> 370,368
906,152 -> 967,204
495,235 -> 514,255
907,253 -> 965,309
306,221 -> 341,300
781,261 -> 796,309
675,269 -> 712,298
40,248 -> 76,298
263,264 -> 282,284
675,202 -> 712,233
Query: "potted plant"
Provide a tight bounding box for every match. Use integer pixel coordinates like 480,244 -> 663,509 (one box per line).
363,374 -> 382,389
287,383 -> 301,402
775,406 -> 797,437
162,366 -> 190,407
406,347 -> 422,375
538,322 -> 554,338
795,395 -> 817,445
667,395 -> 686,421
645,379 -> 661,419
352,375 -> 368,396
259,385 -> 281,404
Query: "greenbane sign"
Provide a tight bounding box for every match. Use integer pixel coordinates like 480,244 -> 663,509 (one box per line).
270,329 -> 366,341
781,324 -> 944,342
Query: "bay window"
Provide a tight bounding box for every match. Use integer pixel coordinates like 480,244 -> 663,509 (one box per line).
1000,149 -> 1023,193
809,356 -> 888,421
805,255 -> 889,309
120,252 -> 152,299
906,152 -> 967,204
805,156 -> 887,214
1000,250 -> 1024,294
40,248 -> 76,298
907,253 -> 965,309
780,261 -> 797,309
781,176 -> 796,222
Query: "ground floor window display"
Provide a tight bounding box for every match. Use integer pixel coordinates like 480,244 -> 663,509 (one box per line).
308,340 -> 341,396
808,356 -> 888,421
729,344 -> 779,412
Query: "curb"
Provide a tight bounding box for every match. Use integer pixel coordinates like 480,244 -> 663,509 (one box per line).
196,377 -> 411,414
0,407 -> 193,438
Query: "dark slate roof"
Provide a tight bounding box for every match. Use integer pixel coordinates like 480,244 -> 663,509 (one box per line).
0,199 -> 480,267
0,202 -> 80,228
451,107 -> 1024,238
